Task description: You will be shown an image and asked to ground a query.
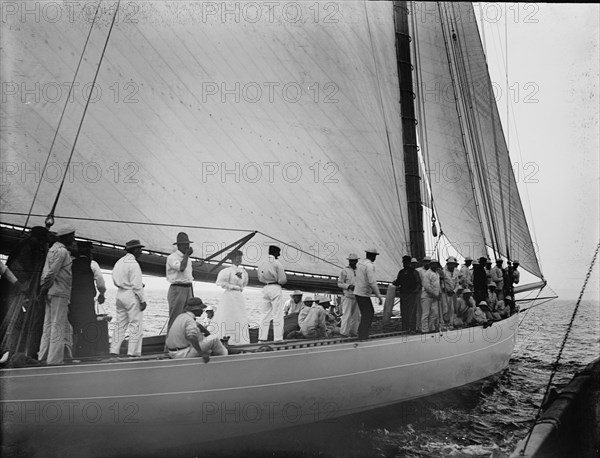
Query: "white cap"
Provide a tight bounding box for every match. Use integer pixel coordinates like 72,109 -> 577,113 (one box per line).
54,225 -> 76,237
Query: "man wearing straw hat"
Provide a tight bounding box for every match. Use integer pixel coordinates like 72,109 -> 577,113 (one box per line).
110,240 -> 147,357
337,253 -> 360,337
166,232 -> 195,332
441,256 -> 461,328
421,258 -> 441,333
283,290 -> 304,316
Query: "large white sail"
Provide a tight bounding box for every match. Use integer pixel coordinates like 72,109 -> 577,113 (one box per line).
1,1 -> 410,279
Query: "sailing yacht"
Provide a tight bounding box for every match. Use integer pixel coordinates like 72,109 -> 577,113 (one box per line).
0,2 -> 547,456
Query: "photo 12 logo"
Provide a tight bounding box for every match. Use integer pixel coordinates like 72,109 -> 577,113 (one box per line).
201,161 -> 339,184
1,2 -> 141,24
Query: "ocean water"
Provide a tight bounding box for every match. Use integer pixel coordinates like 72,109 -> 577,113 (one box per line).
100,284 -> 600,458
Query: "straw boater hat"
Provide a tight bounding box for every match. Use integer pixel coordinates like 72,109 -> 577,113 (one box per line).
365,247 -> 380,255
465,256 -> 473,261
173,232 -> 193,245
205,305 -> 216,312
446,256 -> 458,264
347,253 -> 359,260
411,258 -> 418,263
303,296 -> 314,303
422,256 -> 432,263
487,282 -> 496,288
125,240 -> 144,250
463,288 -> 472,294
291,290 -> 303,297
54,224 -> 76,237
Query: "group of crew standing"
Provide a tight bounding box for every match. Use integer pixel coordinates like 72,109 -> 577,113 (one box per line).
381,254 -> 520,334
0,225 -> 523,365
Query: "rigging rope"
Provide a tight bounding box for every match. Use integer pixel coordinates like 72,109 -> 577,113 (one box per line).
47,0 -> 122,226
22,2 -> 101,231
363,0 -> 409,243
519,241 -> 600,455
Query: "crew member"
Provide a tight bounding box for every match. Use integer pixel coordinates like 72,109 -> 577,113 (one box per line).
257,245 -> 287,342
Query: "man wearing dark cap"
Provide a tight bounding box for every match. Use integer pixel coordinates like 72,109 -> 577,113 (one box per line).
110,240 -> 147,357
166,232 -> 195,332
166,297 -> 228,361
391,255 -> 421,332
37,225 -> 76,364
257,245 -> 287,342
69,241 -> 102,357
354,248 -> 383,340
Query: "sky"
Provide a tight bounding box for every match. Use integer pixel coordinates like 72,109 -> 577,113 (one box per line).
476,3 -> 599,300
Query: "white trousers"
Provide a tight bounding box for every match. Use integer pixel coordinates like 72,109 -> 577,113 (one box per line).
168,335 -> 228,359
110,290 -> 144,356
38,295 -> 70,364
340,296 -> 360,336
259,284 -> 283,341
420,294 -> 439,333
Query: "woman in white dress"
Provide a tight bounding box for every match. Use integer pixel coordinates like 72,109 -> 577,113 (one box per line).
213,250 -> 250,345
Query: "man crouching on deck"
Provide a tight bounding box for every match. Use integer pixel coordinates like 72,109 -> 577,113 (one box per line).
166,297 -> 228,362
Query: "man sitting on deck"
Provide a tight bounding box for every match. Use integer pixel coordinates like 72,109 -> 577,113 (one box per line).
299,296 -> 329,339
166,297 -> 228,361
283,291 -> 304,316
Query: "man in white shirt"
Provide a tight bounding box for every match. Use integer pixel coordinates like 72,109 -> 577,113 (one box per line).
459,257 -> 473,290
166,232 -> 195,332
299,298 -> 329,339
415,256 -> 431,332
110,240 -> 147,357
490,259 -> 505,301
441,256 -> 461,328
166,298 -> 227,361
421,259 -> 441,333
257,245 -> 287,342
283,291 -> 304,316
38,225 -> 76,364
354,248 -> 383,341
337,253 -> 360,337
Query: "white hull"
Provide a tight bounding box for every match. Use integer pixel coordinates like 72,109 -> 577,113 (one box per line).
1,315 -> 518,457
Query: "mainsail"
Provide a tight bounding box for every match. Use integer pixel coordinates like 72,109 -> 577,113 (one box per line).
410,2 -> 543,278
0,1 -> 543,283
1,1 -> 411,280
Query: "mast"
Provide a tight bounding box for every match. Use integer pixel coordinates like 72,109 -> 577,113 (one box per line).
394,1 -> 425,258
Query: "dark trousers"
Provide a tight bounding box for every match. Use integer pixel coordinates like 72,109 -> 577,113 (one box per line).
399,293 -> 419,331
355,295 -> 374,340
